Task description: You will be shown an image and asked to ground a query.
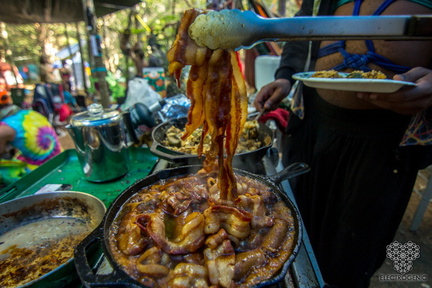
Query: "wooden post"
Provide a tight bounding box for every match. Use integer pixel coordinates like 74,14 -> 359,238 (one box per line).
82,0 -> 111,108
75,22 -> 89,93
63,23 -> 79,92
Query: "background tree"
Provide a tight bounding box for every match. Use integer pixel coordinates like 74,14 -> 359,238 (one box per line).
0,0 -> 299,85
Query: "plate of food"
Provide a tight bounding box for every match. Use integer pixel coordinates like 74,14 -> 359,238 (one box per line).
293,70 -> 416,93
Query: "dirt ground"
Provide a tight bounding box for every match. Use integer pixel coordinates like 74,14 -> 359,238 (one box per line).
58,132 -> 432,288
370,167 -> 432,288
58,128 -> 76,150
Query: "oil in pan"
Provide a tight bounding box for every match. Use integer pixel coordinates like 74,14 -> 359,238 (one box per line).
0,192 -> 105,288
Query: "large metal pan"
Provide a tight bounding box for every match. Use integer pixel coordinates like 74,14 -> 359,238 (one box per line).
150,117 -> 274,172
74,162 -> 310,288
0,192 -> 106,288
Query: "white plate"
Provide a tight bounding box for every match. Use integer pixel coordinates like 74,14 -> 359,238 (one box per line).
293,72 -> 416,93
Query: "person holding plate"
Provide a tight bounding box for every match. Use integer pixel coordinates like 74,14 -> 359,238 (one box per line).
254,0 -> 432,287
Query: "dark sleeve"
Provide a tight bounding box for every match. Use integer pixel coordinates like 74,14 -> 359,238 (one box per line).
274,41 -> 311,85
274,0 -> 333,84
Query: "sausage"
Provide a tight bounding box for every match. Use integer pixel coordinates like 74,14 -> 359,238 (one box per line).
261,218 -> 289,254
234,249 -> 266,281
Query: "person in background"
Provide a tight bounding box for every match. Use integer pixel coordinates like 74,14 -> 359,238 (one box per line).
0,91 -> 62,185
63,90 -> 82,113
254,0 -> 432,287
52,95 -> 73,126
147,34 -> 166,68
39,55 -> 56,84
59,59 -> 72,92
120,30 -> 147,78
130,43 -> 146,78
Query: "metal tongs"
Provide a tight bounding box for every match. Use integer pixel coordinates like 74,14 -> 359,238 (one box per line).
188,9 -> 432,50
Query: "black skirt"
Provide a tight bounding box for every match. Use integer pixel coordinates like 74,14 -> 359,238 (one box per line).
283,88 -> 431,288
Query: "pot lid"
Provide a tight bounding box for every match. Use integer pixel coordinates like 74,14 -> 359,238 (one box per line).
70,103 -> 122,127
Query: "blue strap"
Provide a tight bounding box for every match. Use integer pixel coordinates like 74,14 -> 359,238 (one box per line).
317,41 -> 346,58
332,50 -> 411,73
365,0 -> 397,52
353,0 -> 363,15
373,0 -> 397,15
332,49 -> 371,71
316,0 -> 411,74
365,39 -> 375,53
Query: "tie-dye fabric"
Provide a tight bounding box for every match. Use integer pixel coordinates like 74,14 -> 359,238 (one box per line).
0,110 -> 62,166
0,159 -> 27,186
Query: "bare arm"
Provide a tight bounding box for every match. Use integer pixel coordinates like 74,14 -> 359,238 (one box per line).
0,125 -> 16,154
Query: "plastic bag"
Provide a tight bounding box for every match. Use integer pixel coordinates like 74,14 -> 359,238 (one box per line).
121,77 -> 162,111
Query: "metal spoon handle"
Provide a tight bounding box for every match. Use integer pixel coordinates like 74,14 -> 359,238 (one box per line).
189,9 -> 432,50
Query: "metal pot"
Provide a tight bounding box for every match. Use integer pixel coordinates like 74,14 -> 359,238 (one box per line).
0,191 -> 106,288
66,103 -> 134,182
150,117 -> 274,172
74,162 -> 310,288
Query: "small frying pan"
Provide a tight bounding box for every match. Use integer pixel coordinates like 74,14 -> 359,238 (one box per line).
0,192 -> 106,288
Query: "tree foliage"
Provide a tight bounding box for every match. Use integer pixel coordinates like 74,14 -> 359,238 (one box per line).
1,0 -> 300,78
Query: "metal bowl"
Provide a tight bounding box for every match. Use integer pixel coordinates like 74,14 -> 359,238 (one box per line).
150,117 -> 274,172
0,191 -> 106,288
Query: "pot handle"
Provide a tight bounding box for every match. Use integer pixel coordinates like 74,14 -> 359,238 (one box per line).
150,141 -> 202,162
74,227 -> 141,288
270,162 -> 310,185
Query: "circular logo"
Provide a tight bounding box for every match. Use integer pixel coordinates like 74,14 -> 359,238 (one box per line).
386,241 -> 420,274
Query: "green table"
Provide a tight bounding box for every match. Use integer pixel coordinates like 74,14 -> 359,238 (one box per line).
0,147 -> 159,206
0,147 -> 159,288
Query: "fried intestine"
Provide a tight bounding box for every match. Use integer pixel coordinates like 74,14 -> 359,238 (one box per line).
111,173 -> 296,288
167,8 -> 248,202
109,9 -> 295,288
